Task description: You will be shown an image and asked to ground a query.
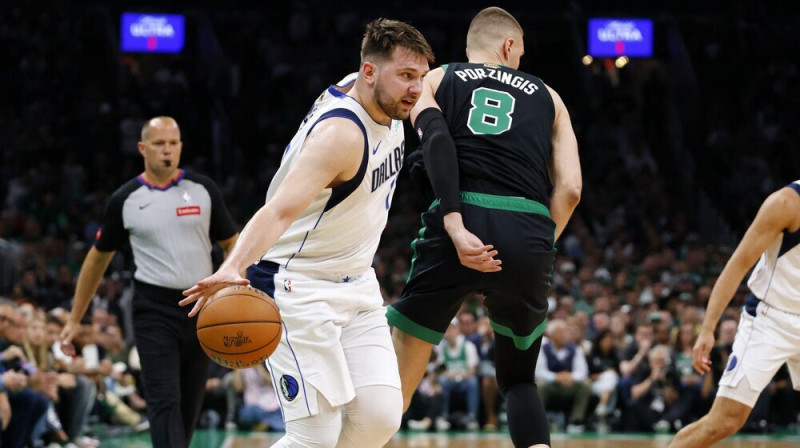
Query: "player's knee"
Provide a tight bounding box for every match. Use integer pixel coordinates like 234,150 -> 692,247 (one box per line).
350,396 -> 402,434
343,386 -> 402,446
358,403 -> 401,439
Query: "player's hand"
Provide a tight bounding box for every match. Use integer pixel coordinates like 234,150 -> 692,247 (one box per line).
449,228 -> 501,273
180,267 -> 250,317
692,329 -> 715,375
59,321 -> 79,357
442,212 -> 501,273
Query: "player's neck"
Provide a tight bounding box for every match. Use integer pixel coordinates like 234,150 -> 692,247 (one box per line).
468,51 -> 505,67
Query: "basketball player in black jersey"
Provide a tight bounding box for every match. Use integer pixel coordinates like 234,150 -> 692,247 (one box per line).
387,7 -> 581,447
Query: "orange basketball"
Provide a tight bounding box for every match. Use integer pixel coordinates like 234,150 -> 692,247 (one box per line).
196,285 -> 282,369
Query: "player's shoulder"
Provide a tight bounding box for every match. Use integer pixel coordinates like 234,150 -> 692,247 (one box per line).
769,181 -> 800,203
760,182 -> 800,228
310,114 -> 366,146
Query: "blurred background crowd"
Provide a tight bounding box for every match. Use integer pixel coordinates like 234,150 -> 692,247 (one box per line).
1,0 -> 800,446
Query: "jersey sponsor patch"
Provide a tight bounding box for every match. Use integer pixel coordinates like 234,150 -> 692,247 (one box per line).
176,206 -> 201,216
280,375 -> 299,402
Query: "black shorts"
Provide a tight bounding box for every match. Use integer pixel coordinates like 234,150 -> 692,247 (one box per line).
387,192 -> 555,349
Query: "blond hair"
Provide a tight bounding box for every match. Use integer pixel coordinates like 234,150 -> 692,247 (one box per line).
466,7 -> 523,53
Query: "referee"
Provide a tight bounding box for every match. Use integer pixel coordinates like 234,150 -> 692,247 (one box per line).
60,116 -> 239,448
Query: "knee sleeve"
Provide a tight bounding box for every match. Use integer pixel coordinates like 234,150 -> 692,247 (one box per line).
273,393 -> 342,448
495,334 -> 542,394
338,385 -> 402,448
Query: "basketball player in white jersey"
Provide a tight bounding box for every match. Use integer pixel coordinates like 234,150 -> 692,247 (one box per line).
181,19 -> 433,447
669,181 -> 800,447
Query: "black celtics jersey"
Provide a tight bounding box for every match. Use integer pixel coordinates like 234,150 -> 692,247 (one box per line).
435,62 -> 555,205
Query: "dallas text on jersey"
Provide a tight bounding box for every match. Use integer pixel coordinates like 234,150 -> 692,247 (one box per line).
371,141 -> 405,192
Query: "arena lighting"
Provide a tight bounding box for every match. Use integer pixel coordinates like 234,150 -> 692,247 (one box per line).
121,13 -> 185,53
588,18 -> 653,58
582,55 -> 594,65
615,56 -> 630,68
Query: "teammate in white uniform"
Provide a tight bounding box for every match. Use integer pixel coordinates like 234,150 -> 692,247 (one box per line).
182,19 -> 433,448
669,181 -> 800,448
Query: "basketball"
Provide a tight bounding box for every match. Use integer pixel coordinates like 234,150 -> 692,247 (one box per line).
196,285 -> 282,369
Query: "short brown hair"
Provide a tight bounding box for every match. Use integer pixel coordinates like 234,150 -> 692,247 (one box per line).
360,18 -> 434,65
467,7 -> 523,52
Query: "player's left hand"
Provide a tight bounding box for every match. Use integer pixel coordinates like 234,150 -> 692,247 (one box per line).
181,267 -> 250,317
449,228 -> 502,273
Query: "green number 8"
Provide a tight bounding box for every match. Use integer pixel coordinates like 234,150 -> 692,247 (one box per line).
467,87 -> 515,135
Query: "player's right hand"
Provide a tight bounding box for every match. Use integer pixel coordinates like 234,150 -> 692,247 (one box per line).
692,329 -> 715,375
180,267 -> 250,317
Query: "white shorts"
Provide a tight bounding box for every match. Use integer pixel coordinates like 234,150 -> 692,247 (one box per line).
264,267 -> 400,422
717,301 -> 800,407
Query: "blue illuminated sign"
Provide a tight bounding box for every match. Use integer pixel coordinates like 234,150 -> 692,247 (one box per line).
121,13 -> 185,53
588,18 -> 653,58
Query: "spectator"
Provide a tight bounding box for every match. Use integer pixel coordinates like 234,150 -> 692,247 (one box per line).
436,320 -> 480,431
535,319 -> 592,432
625,344 -> 686,432
0,304 -> 49,448
231,365 -> 284,432
476,317 -> 500,430
586,329 -> 620,424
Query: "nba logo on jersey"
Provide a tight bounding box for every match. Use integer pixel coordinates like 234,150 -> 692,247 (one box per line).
283,279 -> 292,292
182,191 -> 191,203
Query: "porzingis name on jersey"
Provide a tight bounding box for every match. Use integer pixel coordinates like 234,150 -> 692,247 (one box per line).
371,141 -> 405,192
454,66 -> 539,95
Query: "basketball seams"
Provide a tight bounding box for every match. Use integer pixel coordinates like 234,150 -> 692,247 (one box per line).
199,295 -> 280,325
201,288 -> 279,312
197,320 -> 282,329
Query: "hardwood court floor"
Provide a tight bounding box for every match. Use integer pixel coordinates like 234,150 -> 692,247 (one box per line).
96,429 -> 800,448
217,431 -> 800,448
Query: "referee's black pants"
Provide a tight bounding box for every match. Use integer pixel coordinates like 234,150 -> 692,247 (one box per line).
133,280 -> 209,448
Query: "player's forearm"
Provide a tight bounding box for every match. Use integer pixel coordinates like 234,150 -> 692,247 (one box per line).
700,258 -> 750,333
220,205 -> 296,274
550,183 -> 581,241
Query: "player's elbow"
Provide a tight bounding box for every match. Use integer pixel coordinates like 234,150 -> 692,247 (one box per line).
558,180 -> 582,209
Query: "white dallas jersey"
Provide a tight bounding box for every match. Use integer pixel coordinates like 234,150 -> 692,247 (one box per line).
747,181 -> 800,312
262,74 -> 405,275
